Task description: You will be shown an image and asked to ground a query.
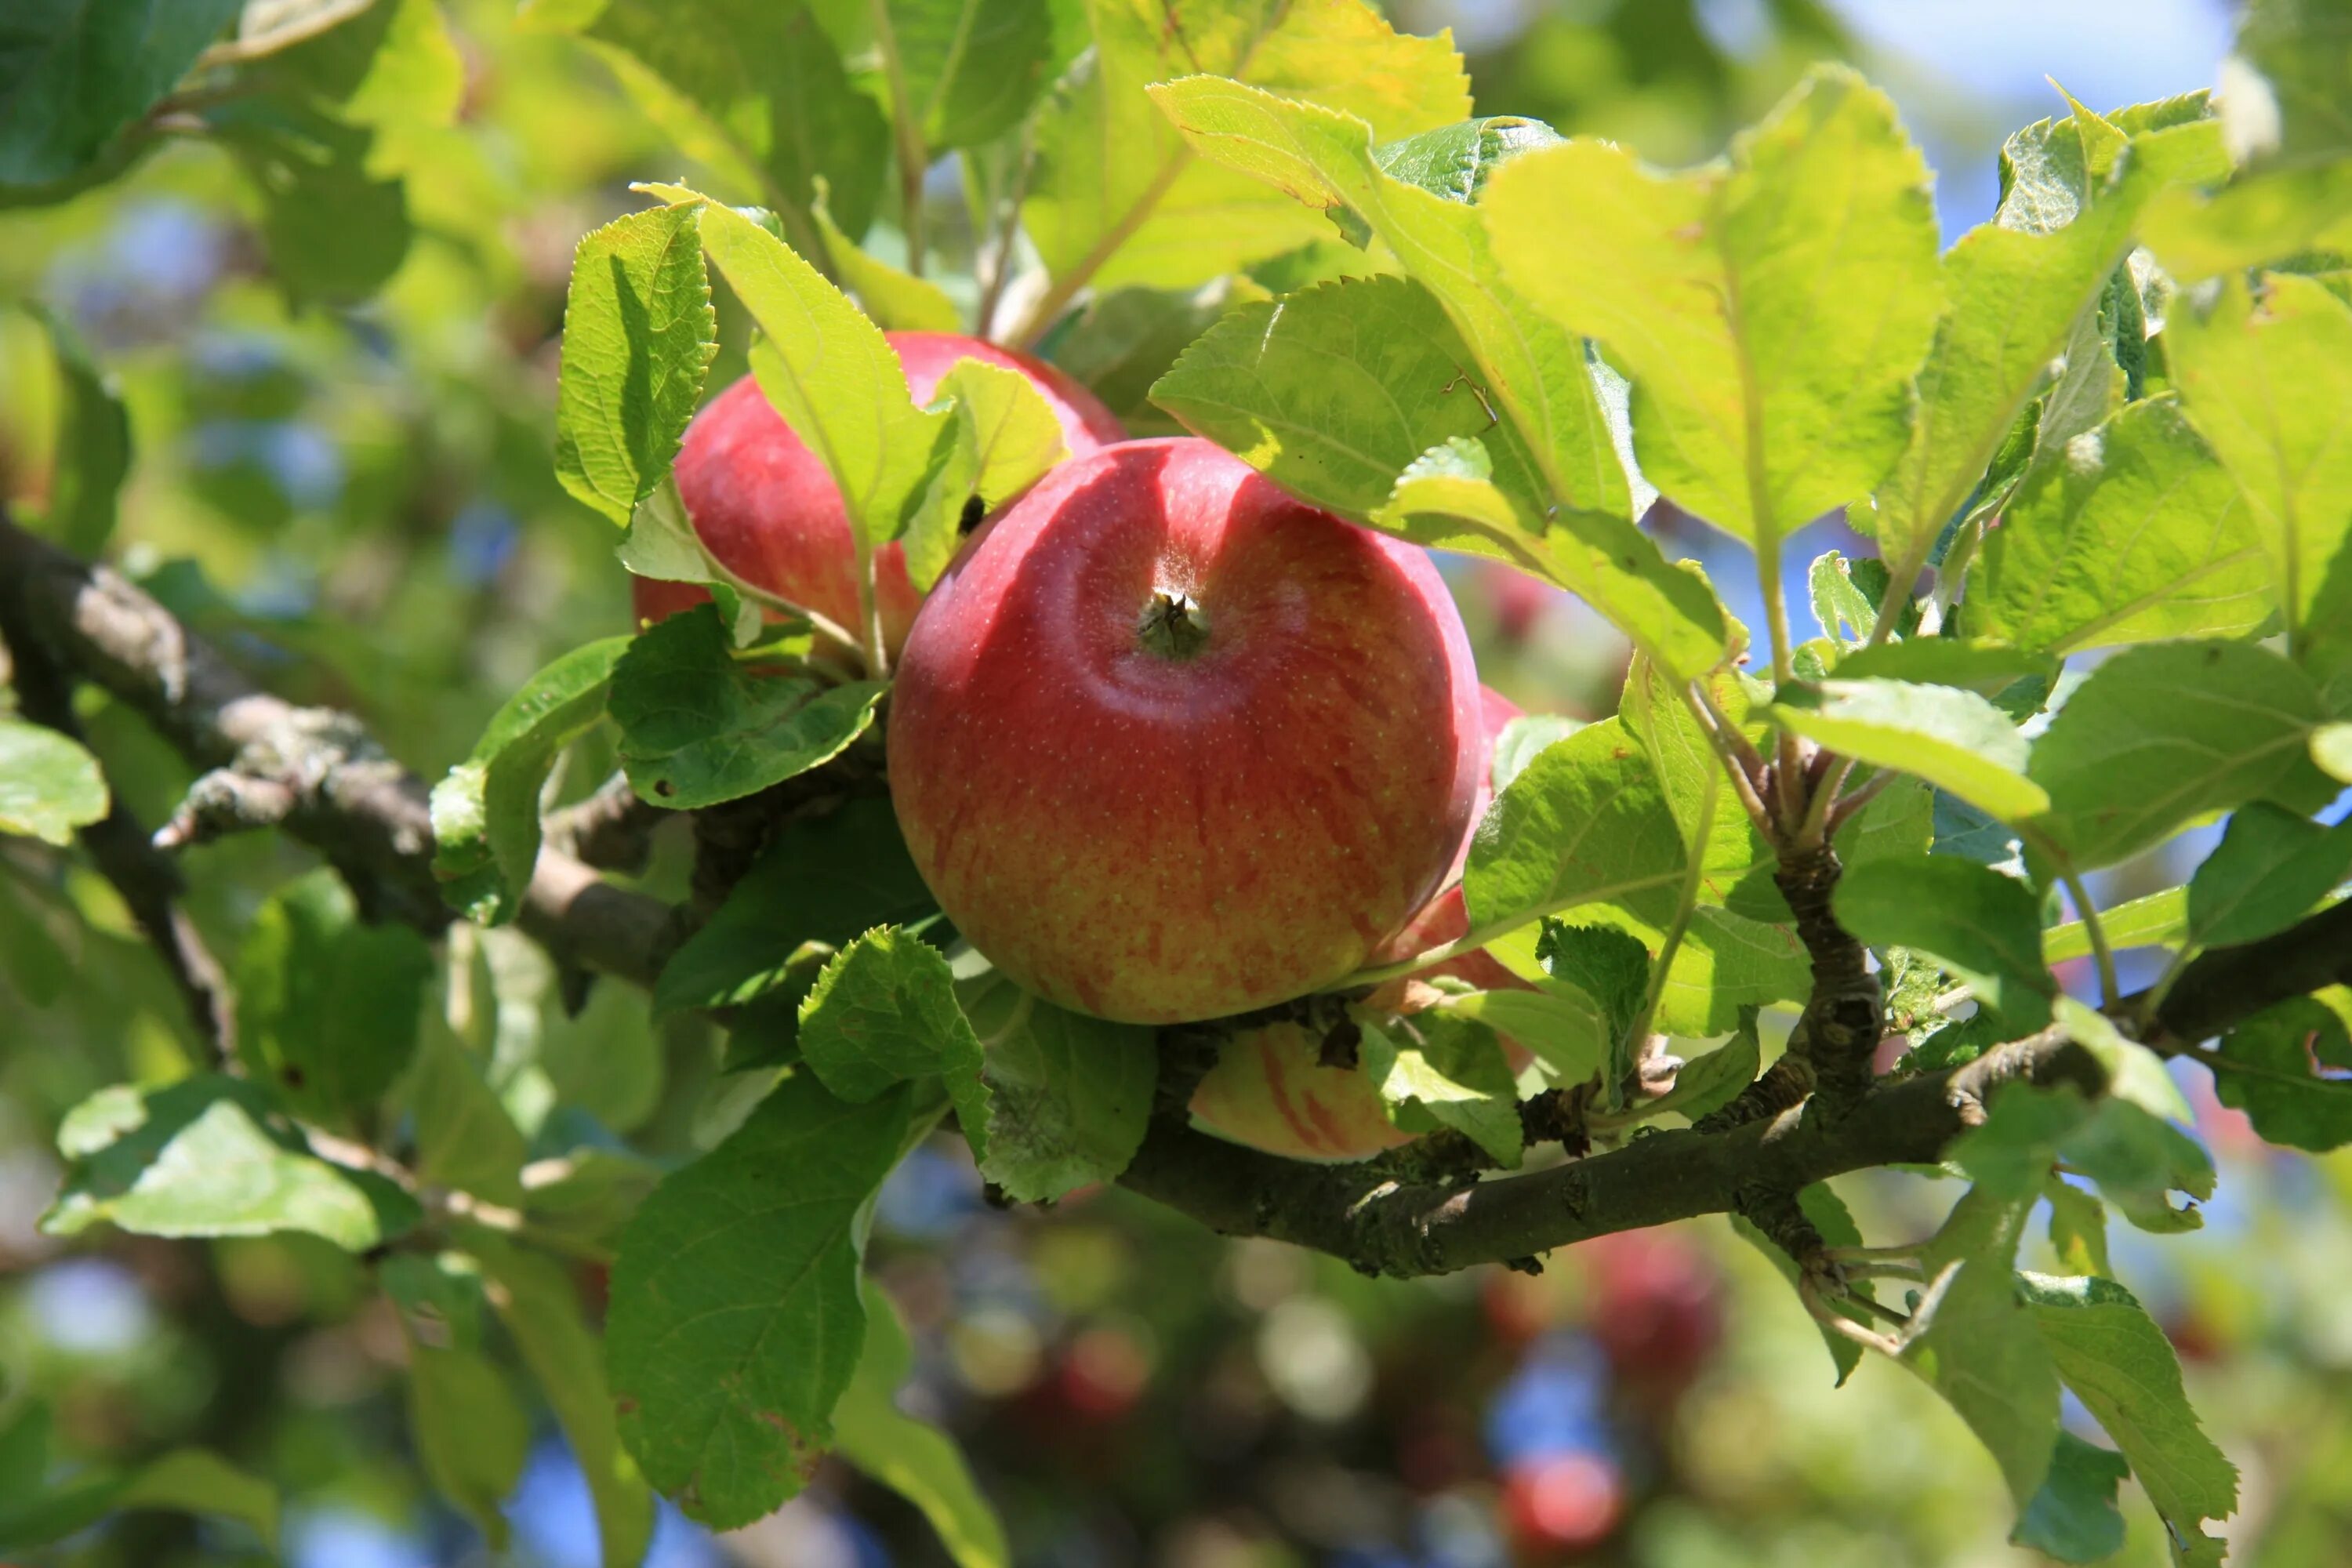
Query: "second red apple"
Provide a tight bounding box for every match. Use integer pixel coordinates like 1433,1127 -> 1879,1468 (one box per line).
631,332 -> 1124,653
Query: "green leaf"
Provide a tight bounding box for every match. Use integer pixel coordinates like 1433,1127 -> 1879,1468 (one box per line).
383,1250 -> 492,1353
1634,904 -> 1810,1036
113,1447 -> 280,1549
1025,0 -> 1469,298
567,0 -> 887,236
1373,115 -> 1563,201
2315,721 -> 2352,782
1437,982 -> 1608,1085
608,606 -> 884,808
42,1076 -> 419,1250
609,1073 -> 913,1527
1620,652 -> 1776,902
1483,65 -> 1941,551
1976,397 -> 2272,654
813,189 -> 960,333
256,0 -> 465,136
517,1146 -> 663,1251
235,868 -> 434,1122
2021,1271 -> 2239,1559
403,1025 -> 529,1205
432,637 -> 631,925
1835,855 -> 2056,1032
1463,718 -> 1687,937
835,1280 -> 1011,1568
2044,887 -> 2188,964
677,194 -> 956,549
405,1342 -> 530,1547
1809,551 -> 1878,649
2013,1432 -> 2130,1564
1899,1188 -> 2061,1509
2212,997 -> 2352,1151
2038,1091 -> 2216,1235
1534,920 -> 1650,1046
554,202 -> 717,526
2025,640 -> 2331,870
0,0 -> 242,188
884,0 -> 1054,151
901,355 -> 1071,589
1145,82 -> 1726,671
1826,639 -> 2057,704
1730,1181 -> 1867,1383
1771,679 -> 2049,823
1046,287 -> 1230,436
2139,160 -> 2352,284
1490,713 -> 1584,793
472,1236 -> 656,1568
1152,275 -> 1550,539
800,929 -> 989,1144
615,476 -> 768,645
209,98 -> 412,305
2230,0 -> 2352,162
2171,274 -> 2352,669
29,305 -> 130,555
1646,1016 -> 1761,1124
2057,998 -> 2196,1125
0,717 -> 107,846
1146,277 -> 1721,674
1870,183 -> 2147,565
2187,803 -> 2352,948
1361,1010 -> 1523,1166
0,1403 -> 279,1552
2045,1176 -> 2113,1277
1146,79 -> 1617,506
657,797 -> 934,1015
956,970 -> 1156,1203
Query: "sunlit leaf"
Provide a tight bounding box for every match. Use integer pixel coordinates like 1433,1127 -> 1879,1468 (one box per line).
1484,65 -> 1942,551
553,202 -> 717,526
608,1074 -> 912,1526
0,718 -> 107,847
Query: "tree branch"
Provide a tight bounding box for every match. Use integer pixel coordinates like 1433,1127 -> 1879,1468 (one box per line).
2151,897 -> 2352,1044
0,514 -> 679,990
1120,1031 -> 2105,1278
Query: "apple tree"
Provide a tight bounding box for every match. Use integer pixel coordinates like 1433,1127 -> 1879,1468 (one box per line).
3,0 -> 2351,1563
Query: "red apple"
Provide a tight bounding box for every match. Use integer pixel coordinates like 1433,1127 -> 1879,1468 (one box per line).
1503,1451 -> 1625,1552
1189,688 -> 1529,1160
887,437 -> 1483,1025
630,332 -> 1125,653
1582,1232 -> 1722,1396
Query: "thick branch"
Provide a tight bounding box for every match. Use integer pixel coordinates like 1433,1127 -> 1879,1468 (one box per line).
544,772 -> 666,874
2154,897 -> 2352,1044
1118,1032 -> 2103,1278
0,515 -> 677,989
1772,840 -> 1881,1112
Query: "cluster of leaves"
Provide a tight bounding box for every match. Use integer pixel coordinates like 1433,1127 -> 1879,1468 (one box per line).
6,0 -> 2352,1563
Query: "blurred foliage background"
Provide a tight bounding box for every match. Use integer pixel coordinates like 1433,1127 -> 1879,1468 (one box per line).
4,1 -> 2342,1566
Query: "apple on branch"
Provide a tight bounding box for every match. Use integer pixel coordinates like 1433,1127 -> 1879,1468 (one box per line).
888,437 -> 1486,1026
1189,687 -> 1537,1161
630,332 -> 1125,652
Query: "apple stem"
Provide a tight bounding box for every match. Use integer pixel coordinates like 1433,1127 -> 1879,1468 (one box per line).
1136,590 -> 1210,660
858,556 -> 891,679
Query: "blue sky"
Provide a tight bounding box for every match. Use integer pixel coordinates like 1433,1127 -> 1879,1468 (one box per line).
1828,0 -> 2239,233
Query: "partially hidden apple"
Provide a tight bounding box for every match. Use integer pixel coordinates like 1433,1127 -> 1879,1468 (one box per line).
887,437 -> 1484,1025
1189,687 -> 1532,1161
630,332 -> 1125,653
